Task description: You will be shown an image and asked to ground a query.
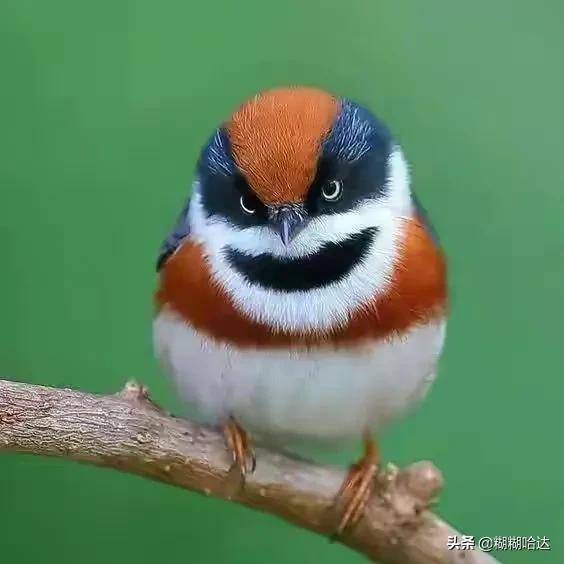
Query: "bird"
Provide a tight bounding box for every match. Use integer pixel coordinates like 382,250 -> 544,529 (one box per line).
154,86 -> 447,534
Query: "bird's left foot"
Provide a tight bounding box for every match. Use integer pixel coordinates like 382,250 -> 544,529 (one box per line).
222,416 -> 256,479
334,434 -> 379,536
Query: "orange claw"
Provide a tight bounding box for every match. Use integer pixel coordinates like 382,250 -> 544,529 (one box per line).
334,433 -> 379,536
222,416 -> 256,478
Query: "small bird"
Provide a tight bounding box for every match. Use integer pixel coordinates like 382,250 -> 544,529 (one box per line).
154,86 -> 447,533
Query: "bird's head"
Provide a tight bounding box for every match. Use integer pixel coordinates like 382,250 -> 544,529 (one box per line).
160,87 -> 417,333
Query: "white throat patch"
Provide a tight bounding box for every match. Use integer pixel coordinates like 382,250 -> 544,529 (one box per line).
188,148 -> 413,333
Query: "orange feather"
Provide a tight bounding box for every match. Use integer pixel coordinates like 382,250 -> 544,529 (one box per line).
155,217 -> 447,350
226,87 -> 339,205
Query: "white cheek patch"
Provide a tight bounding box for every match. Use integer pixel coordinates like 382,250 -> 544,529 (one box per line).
188,147 -> 414,333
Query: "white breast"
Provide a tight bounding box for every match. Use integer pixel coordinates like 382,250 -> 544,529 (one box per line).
154,308 -> 446,447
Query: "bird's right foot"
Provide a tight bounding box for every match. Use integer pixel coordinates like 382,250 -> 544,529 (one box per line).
333,433 -> 379,536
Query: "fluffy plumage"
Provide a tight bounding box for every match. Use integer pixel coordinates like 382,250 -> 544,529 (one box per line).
154,309 -> 445,444
154,86 -> 447,446
155,214 -> 445,347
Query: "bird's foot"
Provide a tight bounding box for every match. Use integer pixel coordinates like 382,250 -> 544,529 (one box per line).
333,434 -> 379,537
222,416 -> 256,479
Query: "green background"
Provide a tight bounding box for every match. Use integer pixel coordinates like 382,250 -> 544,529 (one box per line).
1,1 -> 562,562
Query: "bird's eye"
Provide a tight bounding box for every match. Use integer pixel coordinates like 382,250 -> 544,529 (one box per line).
239,195 -> 256,215
321,180 -> 343,202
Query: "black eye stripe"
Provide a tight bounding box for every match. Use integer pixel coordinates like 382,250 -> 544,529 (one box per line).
197,100 -> 393,227
224,227 -> 377,292
200,170 -> 268,227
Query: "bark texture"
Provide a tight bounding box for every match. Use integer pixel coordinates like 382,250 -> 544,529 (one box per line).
0,378 -> 497,563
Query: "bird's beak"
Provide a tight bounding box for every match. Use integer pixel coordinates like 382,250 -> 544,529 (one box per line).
271,206 -> 308,246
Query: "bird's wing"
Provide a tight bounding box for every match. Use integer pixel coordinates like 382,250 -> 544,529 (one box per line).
156,196 -> 192,271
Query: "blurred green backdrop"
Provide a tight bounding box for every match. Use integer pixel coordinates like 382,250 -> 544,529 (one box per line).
1,1 -> 563,562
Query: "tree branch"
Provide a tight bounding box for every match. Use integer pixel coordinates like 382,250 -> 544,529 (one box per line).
0,378 -> 496,563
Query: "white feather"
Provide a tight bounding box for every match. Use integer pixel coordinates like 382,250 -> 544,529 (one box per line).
188,148 -> 413,333
154,309 -> 446,445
